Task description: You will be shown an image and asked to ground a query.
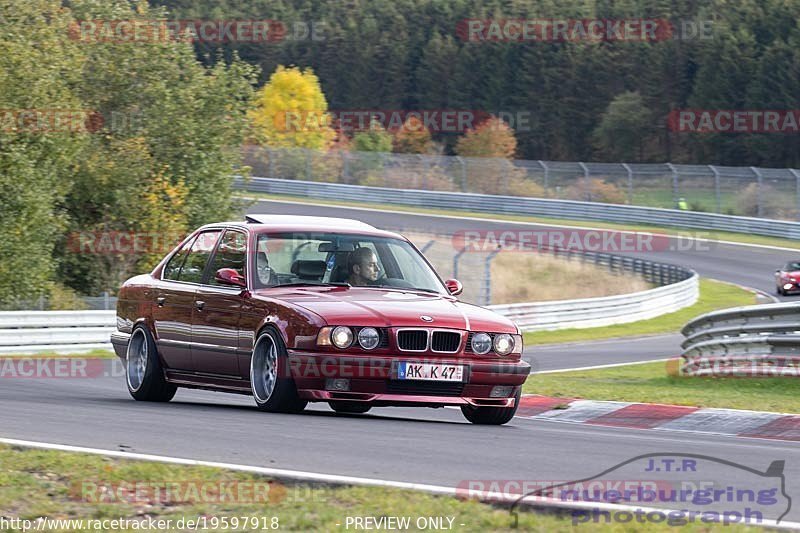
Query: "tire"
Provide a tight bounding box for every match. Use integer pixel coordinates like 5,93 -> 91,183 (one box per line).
250,328 -> 307,413
329,401 -> 372,414
125,326 -> 177,402
461,388 -> 521,425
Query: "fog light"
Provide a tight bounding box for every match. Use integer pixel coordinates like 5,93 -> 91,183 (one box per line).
784,283 -> 793,290
490,385 -> 514,398
326,378 -> 350,391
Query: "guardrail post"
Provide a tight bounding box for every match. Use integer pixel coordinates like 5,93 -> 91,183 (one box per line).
621,163 -> 633,204
453,246 -> 467,279
538,160 -> 549,197
667,162 -> 678,207
483,247 -> 502,305
710,165 -> 721,213
751,167 -> 763,218
578,162 -> 590,201
789,168 -> 800,221
103,291 -> 110,310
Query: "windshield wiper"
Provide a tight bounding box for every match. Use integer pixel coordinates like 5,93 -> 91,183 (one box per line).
373,285 -> 441,294
273,282 -> 351,288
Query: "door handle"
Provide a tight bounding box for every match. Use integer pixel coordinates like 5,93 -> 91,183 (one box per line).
156,297 -> 166,307
195,300 -> 205,310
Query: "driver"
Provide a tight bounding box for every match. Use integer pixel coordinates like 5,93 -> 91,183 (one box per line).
346,247 -> 380,286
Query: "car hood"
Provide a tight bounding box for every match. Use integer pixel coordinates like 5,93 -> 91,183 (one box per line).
253,286 -> 517,333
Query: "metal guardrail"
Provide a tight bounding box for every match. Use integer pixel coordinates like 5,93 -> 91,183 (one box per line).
0,310 -> 116,354
491,270 -> 698,331
680,302 -> 800,377
238,176 -> 800,239
242,147 -> 800,221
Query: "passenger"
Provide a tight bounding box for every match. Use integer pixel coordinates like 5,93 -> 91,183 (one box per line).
346,247 -> 380,286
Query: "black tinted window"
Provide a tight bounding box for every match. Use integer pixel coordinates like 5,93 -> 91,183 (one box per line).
178,231 -> 221,283
163,236 -> 195,281
208,230 -> 247,286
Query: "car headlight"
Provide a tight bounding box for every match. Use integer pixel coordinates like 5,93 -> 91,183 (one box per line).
357,327 -> 380,350
493,333 -> 514,356
471,332 -> 492,355
331,326 -> 354,348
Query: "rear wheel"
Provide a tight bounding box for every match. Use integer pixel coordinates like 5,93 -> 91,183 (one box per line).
329,401 -> 372,414
250,328 -> 307,413
126,326 -> 177,402
461,389 -> 520,425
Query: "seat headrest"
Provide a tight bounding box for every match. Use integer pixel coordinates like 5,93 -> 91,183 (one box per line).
290,260 -> 327,279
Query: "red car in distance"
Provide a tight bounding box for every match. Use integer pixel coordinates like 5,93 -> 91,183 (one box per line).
776,261 -> 800,295
112,215 -> 529,424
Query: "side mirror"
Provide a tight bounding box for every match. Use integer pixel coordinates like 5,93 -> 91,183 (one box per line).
445,279 -> 463,296
215,268 -> 246,288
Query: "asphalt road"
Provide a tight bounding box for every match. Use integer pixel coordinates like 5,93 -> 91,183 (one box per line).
2,375 -> 799,522
528,334 -> 682,372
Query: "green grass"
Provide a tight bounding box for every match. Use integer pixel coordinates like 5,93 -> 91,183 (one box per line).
0,445 -> 756,532
523,361 -> 800,413
523,279 -> 756,346
240,191 -> 800,251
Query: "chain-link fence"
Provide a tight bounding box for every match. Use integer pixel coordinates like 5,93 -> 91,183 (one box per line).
243,146 -> 800,221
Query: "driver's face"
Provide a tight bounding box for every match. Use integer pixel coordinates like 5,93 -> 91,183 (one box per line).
356,254 -> 380,281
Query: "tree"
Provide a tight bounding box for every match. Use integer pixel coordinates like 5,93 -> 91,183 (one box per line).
56,0 -> 257,295
592,91 -> 653,161
455,117 -> 517,158
249,66 -> 335,150
0,0 -> 86,307
352,119 -> 393,152
393,116 -> 434,154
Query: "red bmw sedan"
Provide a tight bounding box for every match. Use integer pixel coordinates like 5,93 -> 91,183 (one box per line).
112,215 -> 530,424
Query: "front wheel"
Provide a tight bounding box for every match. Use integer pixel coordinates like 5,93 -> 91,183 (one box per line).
250,328 -> 307,413
461,389 -> 521,425
125,326 -> 177,402
329,401 -> 372,414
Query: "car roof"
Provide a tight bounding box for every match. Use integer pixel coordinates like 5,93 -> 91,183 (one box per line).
199,215 -> 403,239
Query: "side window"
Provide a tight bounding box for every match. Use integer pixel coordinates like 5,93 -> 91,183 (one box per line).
178,231 -> 222,283
163,236 -> 195,281
208,230 -> 247,286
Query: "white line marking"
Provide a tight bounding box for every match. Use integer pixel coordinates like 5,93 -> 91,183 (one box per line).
1,436 -> 797,530
533,358 -> 671,374
246,196 -> 800,252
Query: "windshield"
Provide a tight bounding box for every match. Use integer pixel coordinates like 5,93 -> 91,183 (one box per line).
253,232 -> 446,294
785,262 -> 800,271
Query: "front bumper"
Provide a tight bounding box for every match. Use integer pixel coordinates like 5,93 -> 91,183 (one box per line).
287,351 -> 530,407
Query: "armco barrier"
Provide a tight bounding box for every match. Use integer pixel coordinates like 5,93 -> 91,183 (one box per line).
680,302 -> 800,376
238,176 -> 800,239
490,272 -> 698,331
0,310 -> 116,354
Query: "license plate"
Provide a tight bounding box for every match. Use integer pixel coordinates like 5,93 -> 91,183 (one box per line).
396,362 -> 464,382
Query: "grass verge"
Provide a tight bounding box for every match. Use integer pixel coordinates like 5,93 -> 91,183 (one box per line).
523,279 -> 756,346
523,361 -> 800,413
0,445 -> 754,532
241,191 -> 800,251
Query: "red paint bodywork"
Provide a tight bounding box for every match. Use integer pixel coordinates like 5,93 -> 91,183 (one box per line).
113,221 -> 530,408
